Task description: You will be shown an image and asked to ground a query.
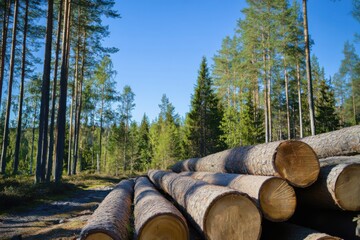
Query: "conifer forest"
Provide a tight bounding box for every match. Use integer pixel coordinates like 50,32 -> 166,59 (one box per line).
0,0 -> 359,183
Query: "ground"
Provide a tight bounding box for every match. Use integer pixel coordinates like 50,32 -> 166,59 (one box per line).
0,185 -> 112,240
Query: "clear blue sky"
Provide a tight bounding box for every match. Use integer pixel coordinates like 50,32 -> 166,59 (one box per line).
103,0 -> 359,123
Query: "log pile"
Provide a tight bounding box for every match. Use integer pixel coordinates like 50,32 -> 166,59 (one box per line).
79,126 -> 360,239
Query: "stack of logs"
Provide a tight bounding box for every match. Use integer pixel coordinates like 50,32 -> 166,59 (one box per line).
79,125 -> 360,240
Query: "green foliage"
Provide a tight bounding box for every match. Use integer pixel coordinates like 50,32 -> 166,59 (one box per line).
315,80 -> 339,134
185,57 -> 225,157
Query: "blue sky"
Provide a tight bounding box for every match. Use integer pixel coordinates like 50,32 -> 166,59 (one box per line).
103,0 -> 359,123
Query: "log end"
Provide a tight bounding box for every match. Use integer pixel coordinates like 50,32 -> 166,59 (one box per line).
259,177 -> 296,222
205,193 -> 262,240
138,214 -> 188,240
335,164 -> 360,211
274,141 -> 319,187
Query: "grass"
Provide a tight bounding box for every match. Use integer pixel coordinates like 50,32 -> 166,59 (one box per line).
0,172 -> 131,213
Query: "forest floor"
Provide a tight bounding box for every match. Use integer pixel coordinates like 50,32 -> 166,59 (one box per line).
0,174 -> 129,240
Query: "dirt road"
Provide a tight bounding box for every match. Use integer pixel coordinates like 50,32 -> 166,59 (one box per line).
0,186 -> 112,240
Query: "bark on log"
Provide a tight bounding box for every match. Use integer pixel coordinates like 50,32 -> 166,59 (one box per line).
134,177 -> 189,240
296,156 -> 360,211
179,171 -> 296,222
301,125 -> 360,159
148,170 -> 262,240
262,221 -> 342,240
172,140 -> 319,188
290,207 -> 359,240
79,179 -> 134,240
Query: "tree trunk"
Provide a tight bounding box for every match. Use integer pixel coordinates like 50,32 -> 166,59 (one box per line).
296,60 -> 303,138
55,0 -> 71,183
302,0 -> 316,136
0,0 -> 11,111
134,177 -> 189,240
296,156 -> 360,211
47,0 -> 63,182
0,0 -> 19,174
35,0 -> 54,183
30,102 -> 38,175
13,0 -> 29,174
79,179 -> 134,240
67,82 -> 75,175
172,140 -> 319,188
262,222 -> 341,240
284,59 -> 291,140
148,170 -> 261,240
300,125 -> 360,159
180,171 -> 296,222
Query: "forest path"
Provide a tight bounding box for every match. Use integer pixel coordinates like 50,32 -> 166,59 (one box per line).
0,186 -> 112,240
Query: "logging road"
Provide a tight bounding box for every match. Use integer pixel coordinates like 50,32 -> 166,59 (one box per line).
0,186 -> 113,240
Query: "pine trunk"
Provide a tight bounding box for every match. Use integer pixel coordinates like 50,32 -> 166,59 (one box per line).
148,170 -> 262,240
67,84 -> 74,175
0,0 -> 11,110
55,0 -> 71,183
180,171 -> 296,222
172,140 -> 319,187
302,0 -> 316,136
35,0 -> 53,183
262,222 -> 341,240
13,0 -> 29,174
134,177 -> 189,240
47,0 -> 63,182
79,179 -> 134,240
296,155 -> 360,211
300,125 -> 360,159
296,60 -> 303,138
0,0 -> 19,174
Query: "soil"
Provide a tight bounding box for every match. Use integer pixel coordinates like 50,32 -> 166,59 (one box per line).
0,186 -> 113,240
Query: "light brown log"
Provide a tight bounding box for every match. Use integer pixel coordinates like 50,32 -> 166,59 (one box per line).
296,156 -> 360,211
262,221 -> 342,240
148,170 -> 262,240
172,140 -> 319,187
291,207 -> 359,240
134,177 -> 189,240
301,125 -> 360,159
179,171 -> 296,222
79,179 -> 134,240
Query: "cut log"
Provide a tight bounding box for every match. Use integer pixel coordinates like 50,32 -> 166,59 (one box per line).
319,155 -> 360,166
290,207 -> 359,240
148,170 -> 262,240
179,172 -> 296,222
296,157 -> 360,211
79,179 -> 134,240
172,158 -> 199,172
262,221 -> 342,240
172,140 -> 319,188
134,177 -> 189,240
301,125 -> 360,159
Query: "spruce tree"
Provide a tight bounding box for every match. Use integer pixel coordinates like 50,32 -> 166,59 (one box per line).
315,79 -> 339,134
186,57 -> 225,157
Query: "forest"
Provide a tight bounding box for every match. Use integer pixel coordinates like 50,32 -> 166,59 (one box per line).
0,0 -> 359,184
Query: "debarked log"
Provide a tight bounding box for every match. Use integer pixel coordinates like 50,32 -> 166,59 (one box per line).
296,157 -> 360,211
301,125 -> 360,159
179,171 -> 296,222
148,170 -> 262,240
79,179 -> 134,240
134,176 -> 189,240
172,140 -> 319,188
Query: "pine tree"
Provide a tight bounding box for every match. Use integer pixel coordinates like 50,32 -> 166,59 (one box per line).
186,57 -> 225,157
135,114 -> 151,171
